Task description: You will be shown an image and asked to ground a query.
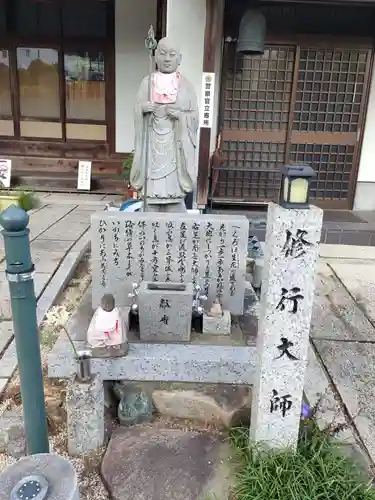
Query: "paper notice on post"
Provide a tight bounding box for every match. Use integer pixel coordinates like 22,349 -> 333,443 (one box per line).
0,159 -> 11,188
77,161 -> 92,190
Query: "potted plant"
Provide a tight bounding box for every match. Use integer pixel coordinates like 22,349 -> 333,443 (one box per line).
122,152 -> 138,200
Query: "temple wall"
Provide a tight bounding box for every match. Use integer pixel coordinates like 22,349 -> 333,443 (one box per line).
354,63 -> 375,210
115,0 -> 157,153
114,0 -> 224,158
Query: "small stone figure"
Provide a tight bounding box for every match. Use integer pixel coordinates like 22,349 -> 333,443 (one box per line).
207,299 -> 223,318
87,294 -> 129,358
130,37 -> 199,212
117,386 -> 153,427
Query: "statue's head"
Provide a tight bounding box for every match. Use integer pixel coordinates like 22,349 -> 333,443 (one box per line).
155,38 -> 182,74
101,293 -> 115,312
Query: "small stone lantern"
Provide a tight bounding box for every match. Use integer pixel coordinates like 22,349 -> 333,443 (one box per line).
279,164 -> 316,209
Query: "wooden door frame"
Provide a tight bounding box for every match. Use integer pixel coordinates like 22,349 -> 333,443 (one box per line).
197,0 -> 222,206
214,33 -> 374,209
0,0 -> 116,158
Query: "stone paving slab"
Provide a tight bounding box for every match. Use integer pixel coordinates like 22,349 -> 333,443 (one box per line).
44,193 -> 106,203
37,232 -> 90,325
313,339 -> 375,463
41,221 -> 90,241
311,263 -> 375,341
31,238 -> 77,253
31,249 -> 69,274
27,204 -> 78,241
0,341 -> 17,379
329,262 -> 375,326
0,323 -> 13,355
0,201 -> 91,397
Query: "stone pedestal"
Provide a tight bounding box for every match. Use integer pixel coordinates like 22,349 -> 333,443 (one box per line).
138,282 -> 193,342
203,311 -> 231,335
251,203 -> 323,450
66,374 -> 104,456
0,453 -> 79,500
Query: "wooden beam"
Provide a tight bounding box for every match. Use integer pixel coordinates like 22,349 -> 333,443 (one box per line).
196,0 -> 220,207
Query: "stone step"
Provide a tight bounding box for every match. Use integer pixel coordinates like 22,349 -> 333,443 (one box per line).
48,337 -> 257,385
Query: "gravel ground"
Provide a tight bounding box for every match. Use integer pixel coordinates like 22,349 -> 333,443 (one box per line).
0,254 -> 110,500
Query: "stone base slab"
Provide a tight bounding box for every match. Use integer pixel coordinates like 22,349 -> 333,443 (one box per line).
203,311 -> 231,335
48,336 -> 257,385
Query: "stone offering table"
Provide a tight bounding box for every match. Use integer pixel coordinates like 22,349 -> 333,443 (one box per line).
49,336 -> 257,385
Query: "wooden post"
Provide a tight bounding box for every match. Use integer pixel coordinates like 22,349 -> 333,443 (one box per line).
196,0 -> 220,207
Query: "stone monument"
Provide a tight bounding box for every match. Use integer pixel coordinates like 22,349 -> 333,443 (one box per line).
91,212 -> 249,315
130,37 -> 199,213
251,202 -> 323,450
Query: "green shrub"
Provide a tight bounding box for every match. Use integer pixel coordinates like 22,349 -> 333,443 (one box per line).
17,191 -> 40,212
230,426 -> 375,500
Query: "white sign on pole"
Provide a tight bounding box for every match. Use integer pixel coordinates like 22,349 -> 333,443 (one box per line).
200,72 -> 215,129
0,159 -> 12,188
77,161 -> 92,191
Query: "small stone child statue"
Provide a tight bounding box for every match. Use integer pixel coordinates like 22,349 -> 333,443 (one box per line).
87,293 -> 129,358
207,298 -> 223,318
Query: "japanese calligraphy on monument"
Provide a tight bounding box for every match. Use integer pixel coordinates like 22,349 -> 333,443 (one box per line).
270,390 -> 293,418
165,221 -> 174,282
91,213 -> 249,315
177,222 -> 187,283
138,221 -> 147,281
282,229 -> 312,259
124,221 -> 134,277
112,220 -> 120,268
98,220 -> 108,288
229,228 -> 240,297
151,221 -> 160,281
216,223 -> 226,298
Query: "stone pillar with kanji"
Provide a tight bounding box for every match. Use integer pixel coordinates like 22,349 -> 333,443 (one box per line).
250,202 -> 323,450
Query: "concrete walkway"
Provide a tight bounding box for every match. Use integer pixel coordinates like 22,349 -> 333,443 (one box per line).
0,193 -> 118,397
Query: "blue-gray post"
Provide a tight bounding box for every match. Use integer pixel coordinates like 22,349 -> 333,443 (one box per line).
0,205 -> 49,454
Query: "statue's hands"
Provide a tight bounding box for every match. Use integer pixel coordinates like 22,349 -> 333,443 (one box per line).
166,104 -> 181,120
142,102 -> 156,114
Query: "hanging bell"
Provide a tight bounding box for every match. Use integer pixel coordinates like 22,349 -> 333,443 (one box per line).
236,9 -> 266,55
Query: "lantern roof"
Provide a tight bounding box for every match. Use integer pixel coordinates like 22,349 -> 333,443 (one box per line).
281,164 -> 316,178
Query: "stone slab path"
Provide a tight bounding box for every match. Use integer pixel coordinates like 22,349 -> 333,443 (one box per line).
309,259 -> 375,466
0,194 -> 111,398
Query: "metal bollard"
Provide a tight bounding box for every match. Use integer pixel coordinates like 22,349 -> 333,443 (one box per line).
0,205 -> 49,454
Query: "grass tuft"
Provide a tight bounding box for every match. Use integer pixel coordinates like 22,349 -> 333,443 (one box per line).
230,426 -> 375,500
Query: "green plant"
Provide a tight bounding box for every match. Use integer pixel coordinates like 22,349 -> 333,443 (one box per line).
42,305 -> 79,358
230,425 -> 375,500
0,181 -> 40,212
122,151 -> 134,180
17,190 -> 40,212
